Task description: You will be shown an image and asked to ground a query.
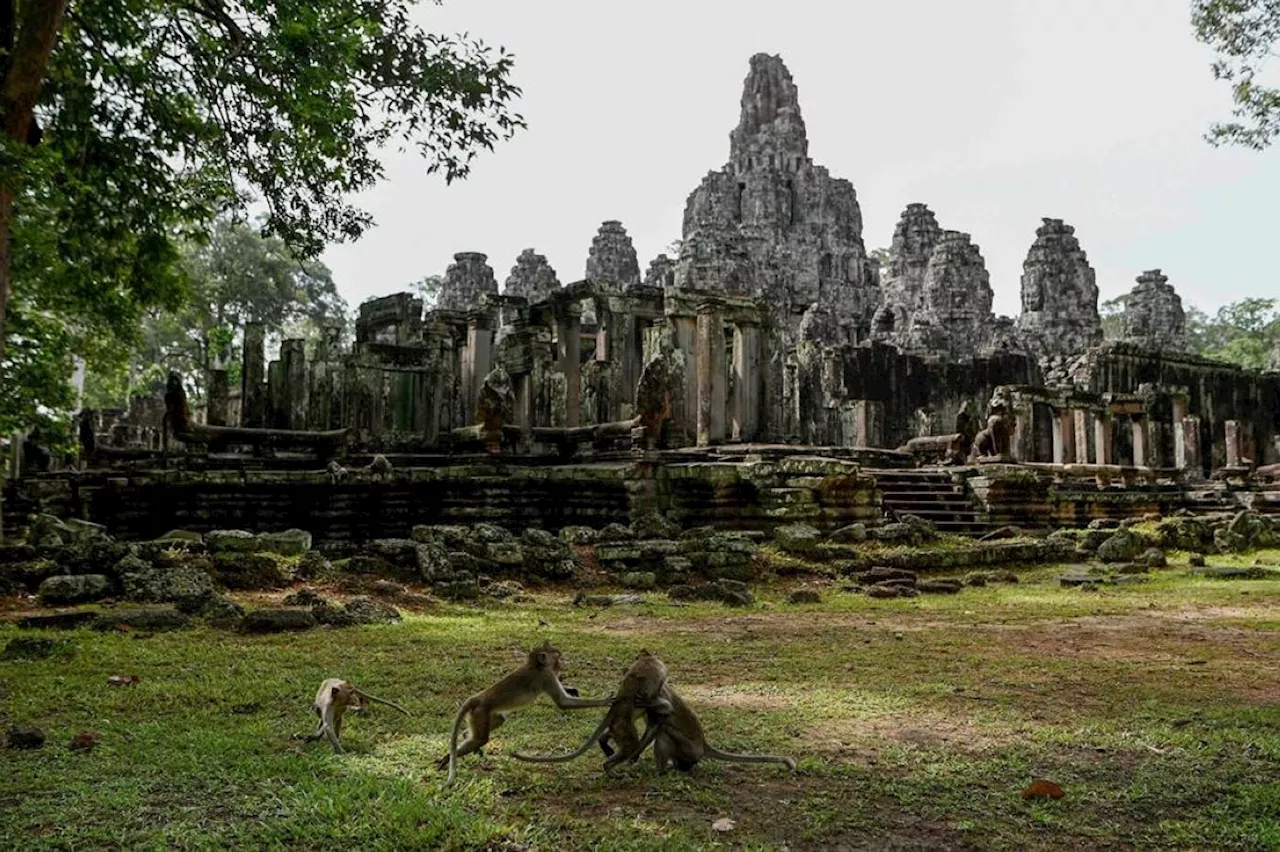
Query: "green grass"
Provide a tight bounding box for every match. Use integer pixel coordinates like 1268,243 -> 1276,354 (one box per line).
2,552 -> 1279,850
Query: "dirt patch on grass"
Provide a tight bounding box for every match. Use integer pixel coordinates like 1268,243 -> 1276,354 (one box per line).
806,711 -> 1020,756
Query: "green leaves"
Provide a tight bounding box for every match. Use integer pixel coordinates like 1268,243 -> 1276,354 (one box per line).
2,0 -> 523,428
1186,297 -> 1280,369
1192,0 -> 1280,148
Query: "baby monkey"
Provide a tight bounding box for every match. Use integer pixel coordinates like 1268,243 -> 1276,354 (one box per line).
301,678 -> 410,754
439,640 -> 613,785
513,649 -> 668,770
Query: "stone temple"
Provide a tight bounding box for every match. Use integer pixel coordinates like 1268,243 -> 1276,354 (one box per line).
6,54 -> 1279,551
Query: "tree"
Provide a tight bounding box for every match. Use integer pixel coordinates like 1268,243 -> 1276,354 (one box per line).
413,274 -> 443,309
84,213 -> 347,408
1186,297 -> 1280,369
869,247 -> 890,283
1192,0 -> 1280,148
0,0 -> 524,422
1100,294 -> 1125,340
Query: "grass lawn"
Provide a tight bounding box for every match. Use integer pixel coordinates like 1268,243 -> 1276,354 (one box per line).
2,552 -> 1279,850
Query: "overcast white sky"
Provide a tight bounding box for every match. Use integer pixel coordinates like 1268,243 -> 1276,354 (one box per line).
320,0 -> 1278,319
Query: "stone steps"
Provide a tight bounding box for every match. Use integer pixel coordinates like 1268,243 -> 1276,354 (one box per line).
866,468 -> 989,537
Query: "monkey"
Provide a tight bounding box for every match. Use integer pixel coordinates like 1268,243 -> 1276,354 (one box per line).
326,459 -> 349,484
628,684 -> 797,773
299,678 -> 411,754
437,640 -> 613,785
511,649 -> 669,770
366,453 -> 393,480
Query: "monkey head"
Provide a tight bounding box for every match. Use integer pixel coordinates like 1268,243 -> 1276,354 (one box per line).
332,681 -> 365,712
529,640 -> 563,675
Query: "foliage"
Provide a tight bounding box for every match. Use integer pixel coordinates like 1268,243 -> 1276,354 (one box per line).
1,0 -> 524,426
869,246 -> 890,282
412,274 -> 444,310
1193,0 -> 1280,148
1187,297 -> 1280,369
83,215 -> 348,409
1100,294 -> 1124,340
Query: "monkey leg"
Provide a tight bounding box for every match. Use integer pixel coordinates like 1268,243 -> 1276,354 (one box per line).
653,734 -> 672,772
436,710 -> 503,770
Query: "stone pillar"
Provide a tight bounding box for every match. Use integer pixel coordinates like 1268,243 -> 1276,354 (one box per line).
674,314 -> 698,445
849,400 -> 885,448
309,324 -> 342,430
281,339 -> 309,431
556,303 -> 582,428
731,320 -> 760,442
696,299 -> 726,446
1094,414 -> 1113,465
1179,415 -> 1201,478
1009,397 -> 1035,462
1049,406 -> 1070,460
465,312 -> 493,422
240,321 -> 266,427
1224,419 -> 1242,467
1073,409 -> 1091,464
1131,416 -> 1149,467
207,367 -> 229,427
266,360 -> 286,429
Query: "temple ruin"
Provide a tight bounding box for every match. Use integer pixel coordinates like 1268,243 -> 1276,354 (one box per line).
5,53 -> 1278,546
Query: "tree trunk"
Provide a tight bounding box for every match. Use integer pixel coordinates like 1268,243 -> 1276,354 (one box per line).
0,0 -> 70,360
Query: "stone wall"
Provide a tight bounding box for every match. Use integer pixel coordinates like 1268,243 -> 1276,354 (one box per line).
792,342 -> 1041,448
1069,342 -> 1280,468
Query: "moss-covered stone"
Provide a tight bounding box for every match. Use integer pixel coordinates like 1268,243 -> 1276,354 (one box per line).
38,574 -> 112,605
211,552 -> 294,590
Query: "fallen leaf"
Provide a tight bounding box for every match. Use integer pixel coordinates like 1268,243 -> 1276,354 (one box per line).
712,818 -> 736,833
107,675 -> 141,686
1021,779 -> 1065,800
68,731 -> 99,752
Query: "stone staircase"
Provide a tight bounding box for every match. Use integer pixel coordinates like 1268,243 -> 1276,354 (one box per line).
866,469 -> 989,537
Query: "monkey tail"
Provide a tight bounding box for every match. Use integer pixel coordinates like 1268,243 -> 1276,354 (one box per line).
512,713 -> 611,763
357,692 -> 411,717
445,698 -> 474,787
704,745 -> 797,771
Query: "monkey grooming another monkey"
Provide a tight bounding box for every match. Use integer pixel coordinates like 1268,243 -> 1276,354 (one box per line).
438,640 -> 613,785
512,649 -> 669,770
630,684 -> 797,773
301,678 -> 411,754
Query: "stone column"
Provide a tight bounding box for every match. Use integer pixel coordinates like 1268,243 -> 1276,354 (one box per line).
266,360 -> 285,429
1009,396 -> 1035,462
849,400 -> 885,448
1052,409 -> 1076,464
1179,415 -> 1202,478
1224,419 -> 1241,467
1131,416 -> 1149,467
1073,409 -> 1091,464
281,339 -> 309,431
465,312 -> 493,422
207,367 -> 229,427
674,314 -> 698,446
731,320 -> 760,442
696,299 -> 726,446
556,303 -> 583,428
1094,414 -> 1113,465
240,321 -> 266,427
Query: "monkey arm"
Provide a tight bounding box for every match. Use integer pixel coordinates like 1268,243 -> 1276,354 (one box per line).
547,680 -> 613,709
